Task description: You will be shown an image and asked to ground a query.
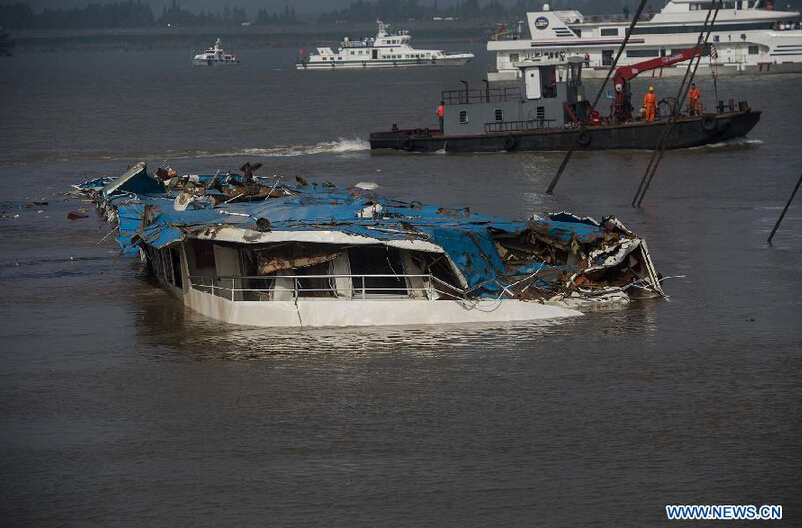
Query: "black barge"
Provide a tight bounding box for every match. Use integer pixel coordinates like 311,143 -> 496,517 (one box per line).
370,56 -> 760,153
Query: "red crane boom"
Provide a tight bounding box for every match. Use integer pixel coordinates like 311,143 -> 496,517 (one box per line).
611,44 -> 710,122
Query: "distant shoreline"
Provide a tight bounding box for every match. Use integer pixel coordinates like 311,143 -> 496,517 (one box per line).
7,21 -> 494,53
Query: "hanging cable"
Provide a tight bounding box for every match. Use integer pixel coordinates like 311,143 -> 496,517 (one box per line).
767,172 -> 802,244
631,0 -> 724,207
546,0 -> 649,195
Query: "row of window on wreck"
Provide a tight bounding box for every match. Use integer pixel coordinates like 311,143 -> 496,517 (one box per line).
146,231 -> 585,301
146,240 -> 464,300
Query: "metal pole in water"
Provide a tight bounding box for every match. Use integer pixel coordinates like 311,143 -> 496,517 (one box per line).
632,0 -> 723,207
767,172 -> 802,244
545,0 -> 649,195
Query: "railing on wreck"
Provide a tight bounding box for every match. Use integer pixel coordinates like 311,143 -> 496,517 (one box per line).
484,119 -> 557,133
188,274 -> 462,301
442,87 -> 521,105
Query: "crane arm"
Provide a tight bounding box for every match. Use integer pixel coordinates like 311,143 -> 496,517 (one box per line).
613,44 -> 710,86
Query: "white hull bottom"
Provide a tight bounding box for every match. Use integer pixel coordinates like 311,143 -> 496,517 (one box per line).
489,61 -> 802,82
184,288 -> 583,327
296,58 -> 472,70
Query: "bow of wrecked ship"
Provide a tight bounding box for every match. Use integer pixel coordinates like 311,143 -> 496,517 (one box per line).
72,162 -> 665,327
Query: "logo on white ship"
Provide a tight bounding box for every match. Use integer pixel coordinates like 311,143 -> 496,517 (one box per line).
534,17 -> 549,30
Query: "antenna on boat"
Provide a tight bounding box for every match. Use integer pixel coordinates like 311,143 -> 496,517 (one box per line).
632,0 -> 724,207
545,0 -> 650,195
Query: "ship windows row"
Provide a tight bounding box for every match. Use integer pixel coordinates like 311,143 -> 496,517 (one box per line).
690,2 -> 741,10
181,240 -> 464,301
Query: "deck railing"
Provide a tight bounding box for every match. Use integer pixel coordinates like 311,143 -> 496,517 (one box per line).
188,274 -> 450,301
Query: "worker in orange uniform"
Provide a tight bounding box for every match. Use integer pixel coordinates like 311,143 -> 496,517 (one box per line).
437,101 -> 444,132
689,82 -> 702,115
643,86 -> 657,122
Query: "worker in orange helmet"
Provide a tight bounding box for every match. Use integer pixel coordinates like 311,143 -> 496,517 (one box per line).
436,100 -> 444,132
689,82 -> 702,115
643,86 -> 657,122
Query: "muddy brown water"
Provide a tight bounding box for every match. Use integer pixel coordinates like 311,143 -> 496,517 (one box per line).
1,45 -> 800,526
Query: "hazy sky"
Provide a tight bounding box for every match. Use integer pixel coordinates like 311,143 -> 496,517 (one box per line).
10,0 -> 802,16
10,0 -> 401,15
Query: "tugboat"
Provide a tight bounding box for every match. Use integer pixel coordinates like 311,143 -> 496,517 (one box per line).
0,28 -> 14,57
192,38 -> 239,66
296,20 -> 474,70
370,47 -> 760,153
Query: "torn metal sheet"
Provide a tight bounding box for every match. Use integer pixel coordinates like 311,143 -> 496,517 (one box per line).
256,246 -> 342,274
101,162 -> 163,197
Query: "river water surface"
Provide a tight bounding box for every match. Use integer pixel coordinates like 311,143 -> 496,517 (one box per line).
1,45 -> 801,526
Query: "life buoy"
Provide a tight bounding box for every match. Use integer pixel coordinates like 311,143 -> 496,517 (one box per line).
402,138 -> 415,151
577,131 -> 591,146
702,114 -> 717,131
503,136 -> 517,151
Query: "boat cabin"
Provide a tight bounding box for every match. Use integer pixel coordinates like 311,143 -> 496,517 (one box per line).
442,57 -> 588,135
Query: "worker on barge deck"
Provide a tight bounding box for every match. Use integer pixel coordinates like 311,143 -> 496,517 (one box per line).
437,101 -> 444,132
689,83 -> 702,115
643,86 -> 657,122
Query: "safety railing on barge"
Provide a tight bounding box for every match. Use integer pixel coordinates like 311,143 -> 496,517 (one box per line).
188,274 -> 460,301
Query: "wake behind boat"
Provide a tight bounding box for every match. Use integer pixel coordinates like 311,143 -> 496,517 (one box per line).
192,38 -> 240,66
296,20 -> 474,70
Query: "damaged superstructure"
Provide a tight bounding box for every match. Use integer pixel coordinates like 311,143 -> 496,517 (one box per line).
73,162 -> 664,327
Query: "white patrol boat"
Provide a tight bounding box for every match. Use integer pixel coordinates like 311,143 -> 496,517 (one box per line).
488,1 -> 802,82
296,20 -> 474,69
192,38 -> 240,66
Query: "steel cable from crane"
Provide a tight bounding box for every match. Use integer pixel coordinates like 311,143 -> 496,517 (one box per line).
545,0 -> 650,195
767,172 -> 802,244
632,0 -> 724,207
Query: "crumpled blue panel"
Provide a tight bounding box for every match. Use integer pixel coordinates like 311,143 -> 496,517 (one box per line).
103,165 -> 164,197
115,202 -> 145,256
137,224 -> 184,249
94,180 -> 641,295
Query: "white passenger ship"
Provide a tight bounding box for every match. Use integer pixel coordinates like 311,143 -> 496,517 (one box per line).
488,0 -> 802,81
296,20 -> 474,69
192,38 -> 240,66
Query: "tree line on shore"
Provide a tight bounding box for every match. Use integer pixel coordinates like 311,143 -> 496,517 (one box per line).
3,0 -> 799,30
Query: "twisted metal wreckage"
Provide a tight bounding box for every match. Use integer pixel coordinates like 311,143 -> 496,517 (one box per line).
73,162 -> 665,327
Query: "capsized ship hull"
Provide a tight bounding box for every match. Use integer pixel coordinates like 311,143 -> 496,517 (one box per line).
370,110 -> 761,153
72,163 -> 665,328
